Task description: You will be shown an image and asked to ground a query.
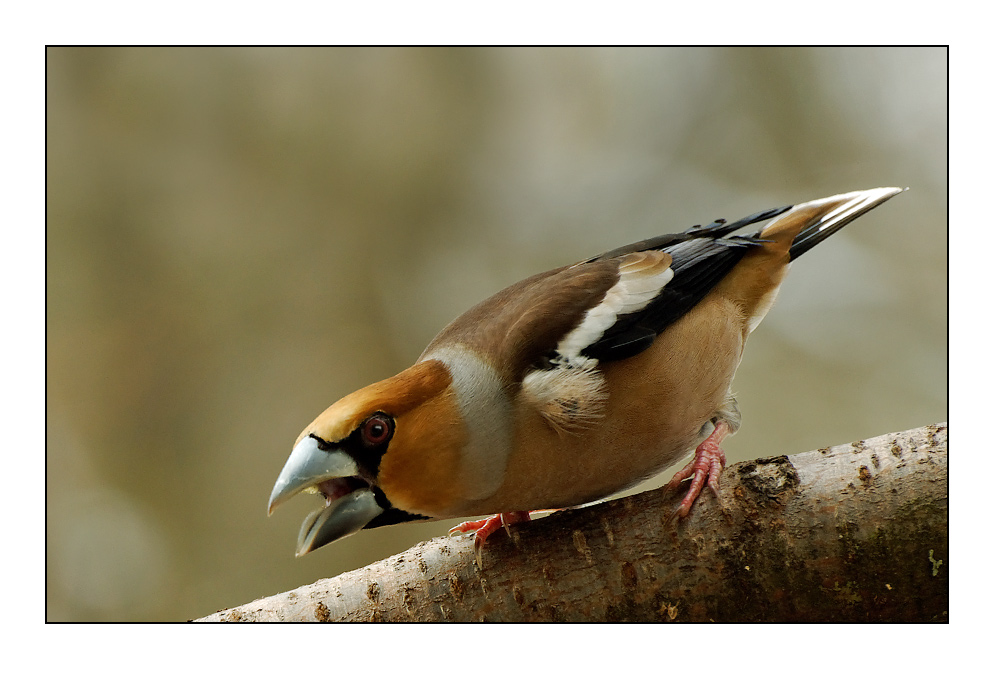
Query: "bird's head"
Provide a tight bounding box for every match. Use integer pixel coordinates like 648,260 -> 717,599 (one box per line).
267,359 -> 465,556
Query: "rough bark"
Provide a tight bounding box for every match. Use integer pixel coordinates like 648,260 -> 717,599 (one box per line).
198,422 -> 947,622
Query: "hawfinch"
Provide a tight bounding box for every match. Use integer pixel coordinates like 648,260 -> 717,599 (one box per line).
268,187 -> 904,562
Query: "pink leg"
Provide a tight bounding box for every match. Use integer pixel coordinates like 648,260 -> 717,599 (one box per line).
665,420 -> 731,518
449,511 -> 532,568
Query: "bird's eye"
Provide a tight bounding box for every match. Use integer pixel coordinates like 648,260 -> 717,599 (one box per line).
360,414 -> 394,448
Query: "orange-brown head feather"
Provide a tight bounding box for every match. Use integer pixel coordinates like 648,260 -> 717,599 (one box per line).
294,360 -> 450,446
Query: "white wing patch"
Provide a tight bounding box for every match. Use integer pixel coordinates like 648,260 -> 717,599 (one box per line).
556,251 -> 673,367
523,250 -> 673,434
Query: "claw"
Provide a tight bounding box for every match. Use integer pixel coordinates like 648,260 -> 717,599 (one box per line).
449,512 -> 531,569
449,518 -> 490,536
666,420 -> 731,519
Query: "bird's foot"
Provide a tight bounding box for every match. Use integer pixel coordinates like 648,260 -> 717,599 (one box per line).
665,420 -> 731,519
450,511 -> 532,569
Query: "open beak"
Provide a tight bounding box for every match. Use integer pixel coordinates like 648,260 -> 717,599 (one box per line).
268,436 -> 384,556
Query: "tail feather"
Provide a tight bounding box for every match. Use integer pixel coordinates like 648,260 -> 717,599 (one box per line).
784,187 -> 905,260
715,186 -> 905,333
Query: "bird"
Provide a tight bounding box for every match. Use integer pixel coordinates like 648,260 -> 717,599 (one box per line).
268,186 -> 904,564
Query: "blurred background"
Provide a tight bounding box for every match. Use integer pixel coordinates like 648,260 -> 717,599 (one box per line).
46,47 -> 946,621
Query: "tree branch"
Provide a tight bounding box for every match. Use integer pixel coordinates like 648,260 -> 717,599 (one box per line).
198,422 -> 947,622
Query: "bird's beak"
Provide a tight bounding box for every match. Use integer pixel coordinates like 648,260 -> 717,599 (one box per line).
268,436 -> 384,556
294,487 -> 383,557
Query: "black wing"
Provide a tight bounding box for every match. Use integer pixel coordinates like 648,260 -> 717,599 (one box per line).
584,205 -> 791,362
